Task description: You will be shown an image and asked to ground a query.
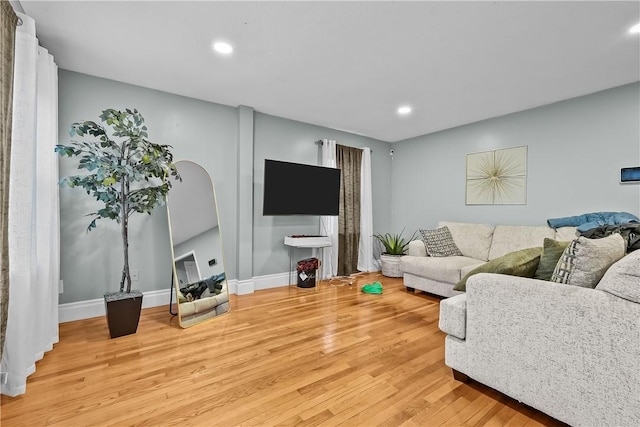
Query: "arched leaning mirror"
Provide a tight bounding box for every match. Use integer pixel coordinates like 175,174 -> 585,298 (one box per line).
167,160 -> 229,328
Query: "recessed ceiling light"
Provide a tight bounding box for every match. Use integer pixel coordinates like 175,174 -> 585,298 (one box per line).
630,23 -> 640,34
397,106 -> 412,115
213,41 -> 233,55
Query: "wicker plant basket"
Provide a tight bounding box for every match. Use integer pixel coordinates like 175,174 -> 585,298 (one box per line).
380,254 -> 403,277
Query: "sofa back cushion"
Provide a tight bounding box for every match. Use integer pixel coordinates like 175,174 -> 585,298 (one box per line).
554,226 -> 578,241
407,239 -> 427,257
439,221 -> 495,261
488,225 -> 555,260
595,249 -> 640,303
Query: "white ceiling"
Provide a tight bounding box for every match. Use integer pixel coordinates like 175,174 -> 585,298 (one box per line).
18,1 -> 640,142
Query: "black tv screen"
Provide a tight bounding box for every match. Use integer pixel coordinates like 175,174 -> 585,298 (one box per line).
263,159 -> 340,215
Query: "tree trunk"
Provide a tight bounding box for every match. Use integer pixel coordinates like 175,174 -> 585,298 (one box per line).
119,178 -> 131,293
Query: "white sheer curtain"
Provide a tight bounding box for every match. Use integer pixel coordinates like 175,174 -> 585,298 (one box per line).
357,147 -> 377,272
1,13 -> 60,397
320,139 -> 338,279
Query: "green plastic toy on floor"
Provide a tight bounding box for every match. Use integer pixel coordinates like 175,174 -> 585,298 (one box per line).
361,281 -> 383,294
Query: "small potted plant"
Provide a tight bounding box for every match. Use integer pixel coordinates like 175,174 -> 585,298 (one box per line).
374,229 -> 418,277
56,108 -> 180,338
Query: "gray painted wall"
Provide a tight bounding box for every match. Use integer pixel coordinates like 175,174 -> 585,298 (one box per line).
58,70 -> 238,303
252,113 -> 392,277
391,83 -> 640,234
60,71 -> 636,304
58,71 -> 392,303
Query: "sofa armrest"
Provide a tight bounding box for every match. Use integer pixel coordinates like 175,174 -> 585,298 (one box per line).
463,273 -> 640,426
407,239 -> 427,257
439,294 -> 467,339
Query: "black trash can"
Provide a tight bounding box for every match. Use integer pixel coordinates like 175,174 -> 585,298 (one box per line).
296,257 -> 318,288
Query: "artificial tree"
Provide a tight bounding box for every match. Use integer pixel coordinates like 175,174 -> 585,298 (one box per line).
56,108 -> 180,295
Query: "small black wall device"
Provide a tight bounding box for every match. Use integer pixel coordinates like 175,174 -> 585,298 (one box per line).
621,167 -> 640,183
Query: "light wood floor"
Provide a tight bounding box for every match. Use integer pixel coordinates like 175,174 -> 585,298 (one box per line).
1,273 -> 565,426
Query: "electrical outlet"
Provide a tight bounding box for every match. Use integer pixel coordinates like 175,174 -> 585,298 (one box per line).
59,279 -> 63,294
1,372 -> 7,384
131,270 -> 139,281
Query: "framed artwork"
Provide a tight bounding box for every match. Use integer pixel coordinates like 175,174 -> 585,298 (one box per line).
466,146 -> 527,205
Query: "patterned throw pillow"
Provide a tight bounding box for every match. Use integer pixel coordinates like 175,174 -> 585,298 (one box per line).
420,226 -> 463,257
551,234 -> 626,288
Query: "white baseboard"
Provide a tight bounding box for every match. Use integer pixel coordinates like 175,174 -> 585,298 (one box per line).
58,289 -> 172,323
253,271 -> 292,291
235,279 -> 255,295
58,298 -> 104,323
57,274 -> 294,323
58,267 -> 387,323
228,272 -> 293,294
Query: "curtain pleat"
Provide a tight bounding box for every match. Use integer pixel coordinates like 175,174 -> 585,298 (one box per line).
337,145 -> 362,276
1,12 -> 60,397
357,147 -> 377,272
0,1 -> 19,363
320,139 -> 338,279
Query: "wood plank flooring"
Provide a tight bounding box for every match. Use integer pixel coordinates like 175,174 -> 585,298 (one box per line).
1,274 -> 565,426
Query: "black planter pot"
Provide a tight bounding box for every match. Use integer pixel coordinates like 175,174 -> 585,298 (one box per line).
104,290 -> 143,338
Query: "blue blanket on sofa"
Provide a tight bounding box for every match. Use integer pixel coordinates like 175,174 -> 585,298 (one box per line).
547,211 -> 640,232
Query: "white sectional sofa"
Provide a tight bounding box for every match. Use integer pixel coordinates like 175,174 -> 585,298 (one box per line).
400,221 -> 578,297
438,249 -> 640,426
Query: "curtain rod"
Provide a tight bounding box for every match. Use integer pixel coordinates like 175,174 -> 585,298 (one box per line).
315,140 -> 372,153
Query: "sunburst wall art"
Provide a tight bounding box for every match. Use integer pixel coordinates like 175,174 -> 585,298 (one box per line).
466,146 -> 527,205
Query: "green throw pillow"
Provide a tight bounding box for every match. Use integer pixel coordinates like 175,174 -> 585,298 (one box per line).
534,238 -> 570,281
454,247 -> 542,292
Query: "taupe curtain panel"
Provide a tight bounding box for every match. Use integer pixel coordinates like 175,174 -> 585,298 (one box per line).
336,144 -> 362,276
1,2 -> 19,361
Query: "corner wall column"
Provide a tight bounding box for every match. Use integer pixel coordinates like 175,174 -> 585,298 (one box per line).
236,105 -> 255,294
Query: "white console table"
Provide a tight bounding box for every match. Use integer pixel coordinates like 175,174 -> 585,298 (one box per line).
284,236 -> 331,290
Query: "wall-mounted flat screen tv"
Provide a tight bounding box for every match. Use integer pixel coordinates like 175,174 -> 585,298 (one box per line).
263,159 -> 340,215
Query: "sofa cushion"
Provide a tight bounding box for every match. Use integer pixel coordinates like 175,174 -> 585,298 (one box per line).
439,294 -> 467,340
488,225 -> 555,260
595,250 -> 640,303
407,239 -> 427,257
551,234 -> 626,288
554,226 -> 578,241
460,261 -> 486,277
420,226 -> 463,257
439,221 -> 495,261
400,255 -> 483,284
534,238 -> 570,281
454,247 -> 542,292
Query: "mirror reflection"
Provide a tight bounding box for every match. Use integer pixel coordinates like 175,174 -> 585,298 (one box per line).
168,161 -> 229,327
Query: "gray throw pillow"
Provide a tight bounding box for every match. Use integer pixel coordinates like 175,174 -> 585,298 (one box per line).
551,234 -> 626,288
595,250 -> 640,303
420,226 -> 463,257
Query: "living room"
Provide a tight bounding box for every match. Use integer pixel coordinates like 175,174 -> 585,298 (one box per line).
2,1 -> 639,425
